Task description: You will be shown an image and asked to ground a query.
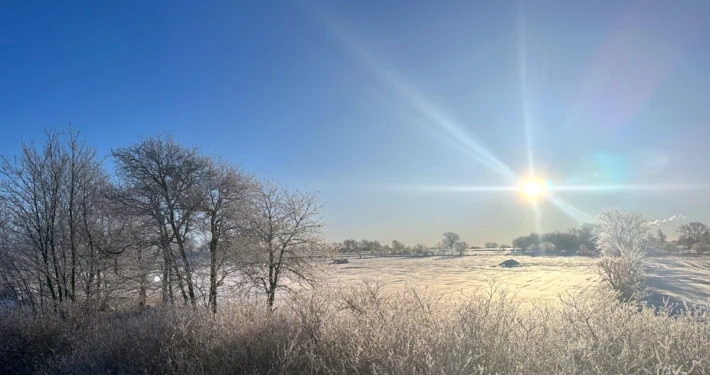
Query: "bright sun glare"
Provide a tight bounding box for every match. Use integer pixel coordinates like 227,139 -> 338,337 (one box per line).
522,180 -> 544,198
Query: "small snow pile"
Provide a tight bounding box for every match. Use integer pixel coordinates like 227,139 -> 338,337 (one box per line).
499,259 -> 521,268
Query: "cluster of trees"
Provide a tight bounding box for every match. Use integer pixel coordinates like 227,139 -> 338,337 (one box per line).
641,222 -> 710,254
441,232 -> 468,256
336,239 -> 431,257
509,220 -> 710,257
676,222 -> 710,253
336,232 -> 470,257
0,129 -> 326,312
483,242 -> 510,249
511,223 -> 597,255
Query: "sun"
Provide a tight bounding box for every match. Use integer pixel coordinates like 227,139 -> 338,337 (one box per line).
522,180 -> 544,198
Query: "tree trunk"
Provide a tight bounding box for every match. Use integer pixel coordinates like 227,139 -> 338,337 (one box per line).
138,279 -> 147,307
209,236 -> 218,313
161,251 -> 170,304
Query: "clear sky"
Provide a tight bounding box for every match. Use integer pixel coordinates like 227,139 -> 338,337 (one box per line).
2,1 -> 710,246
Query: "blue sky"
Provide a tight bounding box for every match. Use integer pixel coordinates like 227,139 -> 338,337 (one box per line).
2,1 -> 710,246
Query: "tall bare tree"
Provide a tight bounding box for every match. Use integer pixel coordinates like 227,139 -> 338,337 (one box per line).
242,181 -> 325,310
202,160 -> 253,313
0,129 -> 111,309
112,135 -> 210,306
441,232 -> 460,254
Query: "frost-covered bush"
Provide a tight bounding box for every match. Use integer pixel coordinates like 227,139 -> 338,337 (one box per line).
596,256 -> 647,301
2,282 -> 710,375
594,209 -> 650,258
692,242 -> 709,254
594,209 -> 650,301
540,241 -> 557,254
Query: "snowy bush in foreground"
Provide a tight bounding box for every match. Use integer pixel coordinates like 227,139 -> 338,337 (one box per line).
594,209 -> 650,301
1,282 -> 710,375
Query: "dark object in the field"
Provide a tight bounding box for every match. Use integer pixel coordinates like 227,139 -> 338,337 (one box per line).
333,258 -> 349,264
499,259 -> 521,268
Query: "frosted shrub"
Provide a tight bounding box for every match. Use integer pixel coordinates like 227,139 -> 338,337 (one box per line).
692,242 -> 709,254
594,209 -> 650,302
2,282 -> 710,374
595,209 -> 650,258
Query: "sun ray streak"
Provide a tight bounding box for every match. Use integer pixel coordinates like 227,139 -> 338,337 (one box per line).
551,184 -> 710,192
518,0 -> 534,178
545,195 -> 594,223
316,14 -> 518,181
532,200 -> 542,234
373,185 -> 520,193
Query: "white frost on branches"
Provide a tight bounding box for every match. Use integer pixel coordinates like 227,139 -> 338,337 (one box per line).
594,209 -> 650,258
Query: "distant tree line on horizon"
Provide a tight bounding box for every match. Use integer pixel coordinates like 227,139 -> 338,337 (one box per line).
509,220 -> 710,256
335,232 -> 471,258
333,219 -> 710,261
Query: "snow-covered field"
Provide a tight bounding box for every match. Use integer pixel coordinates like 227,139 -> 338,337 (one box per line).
645,256 -> 710,307
324,252 -> 710,306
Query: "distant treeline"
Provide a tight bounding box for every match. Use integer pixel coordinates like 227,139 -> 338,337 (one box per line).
335,239 -> 434,257
335,232 -> 472,257
511,223 -> 597,255
510,220 -> 710,255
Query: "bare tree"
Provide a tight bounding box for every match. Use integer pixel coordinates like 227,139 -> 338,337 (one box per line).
0,129 -> 112,309
202,160 -> 253,313
594,209 -> 649,258
692,242 -> 709,254
676,222 -> 709,249
0,132 -> 67,305
391,240 -> 406,254
242,180 -> 325,310
441,232 -> 460,254
656,229 -> 667,245
453,241 -> 468,256
111,135 -> 210,306
339,239 -> 359,258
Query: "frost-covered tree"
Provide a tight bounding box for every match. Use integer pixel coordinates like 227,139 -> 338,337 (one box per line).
112,135 -> 211,306
594,209 -> 650,258
241,180 -> 325,310
594,209 -> 649,301
453,241 -> 468,256
656,229 -> 667,245
692,242 -> 709,254
391,240 -> 406,254
441,232 -> 460,254
412,244 -> 427,256
676,222 -> 709,249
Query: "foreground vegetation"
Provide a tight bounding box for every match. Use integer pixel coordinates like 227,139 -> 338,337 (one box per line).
2,282 -> 709,375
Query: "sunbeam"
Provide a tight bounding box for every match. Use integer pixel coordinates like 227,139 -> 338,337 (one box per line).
545,195 -> 594,224
373,185 -> 520,193
551,184 -> 710,192
303,3 -> 710,238
518,0 -> 534,178
315,13 -> 518,181
532,200 -> 542,234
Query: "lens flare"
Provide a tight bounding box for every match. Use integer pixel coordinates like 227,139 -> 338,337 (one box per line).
522,180 -> 544,198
